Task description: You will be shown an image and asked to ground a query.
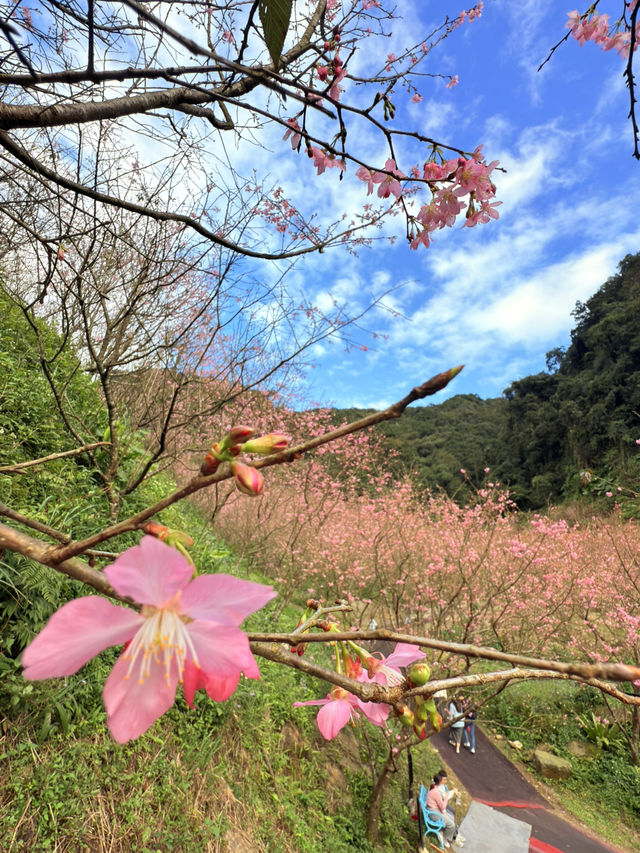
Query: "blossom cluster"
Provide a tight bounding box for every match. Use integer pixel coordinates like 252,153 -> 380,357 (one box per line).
566,6 -> 640,58
294,640 -> 431,740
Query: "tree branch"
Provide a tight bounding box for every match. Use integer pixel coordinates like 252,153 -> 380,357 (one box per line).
0,442 -> 110,472
41,367 -> 463,562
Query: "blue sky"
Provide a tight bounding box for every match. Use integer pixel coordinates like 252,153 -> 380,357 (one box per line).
270,1 -> 640,410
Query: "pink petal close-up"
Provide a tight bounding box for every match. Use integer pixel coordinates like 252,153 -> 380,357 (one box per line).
22,537 -> 275,743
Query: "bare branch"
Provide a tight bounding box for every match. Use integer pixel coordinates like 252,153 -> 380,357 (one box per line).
0,442 -> 110,472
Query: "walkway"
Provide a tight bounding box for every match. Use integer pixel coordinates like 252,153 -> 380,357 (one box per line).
432,727 -> 624,853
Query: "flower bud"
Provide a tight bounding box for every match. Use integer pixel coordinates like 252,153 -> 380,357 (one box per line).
395,704 -> 415,728
414,696 -> 429,723
413,722 -> 427,740
343,651 -> 362,679
231,461 -> 264,496
142,521 -> 169,540
241,434 -> 289,455
407,661 -> 431,687
226,425 -> 255,443
164,529 -> 194,548
200,451 -> 220,476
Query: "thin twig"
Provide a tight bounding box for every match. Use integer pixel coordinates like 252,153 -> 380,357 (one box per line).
0,442 -> 110,472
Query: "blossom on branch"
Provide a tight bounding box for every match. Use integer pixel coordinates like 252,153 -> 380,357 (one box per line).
309,147 -> 346,176
294,683 -> 389,739
362,642 -> 426,686
22,536 -> 275,743
372,159 -> 404,200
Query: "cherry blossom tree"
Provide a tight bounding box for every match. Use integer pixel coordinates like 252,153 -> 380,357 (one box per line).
2,1 -> 640,840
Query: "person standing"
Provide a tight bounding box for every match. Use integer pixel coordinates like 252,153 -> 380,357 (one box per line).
447,698 -> 465,754
462,699 -> 477,754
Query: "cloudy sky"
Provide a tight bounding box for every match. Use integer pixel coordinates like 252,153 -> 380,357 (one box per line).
264,1 -> 640,410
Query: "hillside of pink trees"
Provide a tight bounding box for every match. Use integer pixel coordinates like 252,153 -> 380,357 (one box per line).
168,384 -> 640,760
174,392 -> 638,672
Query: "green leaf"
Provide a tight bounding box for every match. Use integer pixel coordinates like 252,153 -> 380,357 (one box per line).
56,703 -> 70,735
258,0 -> 292,71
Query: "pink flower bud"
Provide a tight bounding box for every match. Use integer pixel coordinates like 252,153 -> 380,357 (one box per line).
142,521 -> 169,540
226,425 -> 255,443
231,461 -> 264,497
241,434 -> 289,455
413,722 -> 426,740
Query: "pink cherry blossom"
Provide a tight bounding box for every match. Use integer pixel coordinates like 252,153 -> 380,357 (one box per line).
446,75 -> 459,89
294,683 -> 389,739
423,161 -> 447,182
364,642 -> 426,686
372,159 -> 404,200
454,156 -> 498,200
283,117 -> 301,150
309,146 -> 346,176
329,66 -> 347,101
463,199 -> 502,227
356,165 -> 375,194
22,536 -> 275,743
409,228 -> 431,251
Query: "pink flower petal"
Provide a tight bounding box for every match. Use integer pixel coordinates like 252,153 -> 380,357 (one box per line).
317,698 -> 352,739
22,598 -> 142,680
385,642 -> 426,668
180,574 -> 276,624
186,621 -> 261,680
357,698 -> 389,727
182,661 -> 240,706
105,536 -> 193,605
293,698 -> 329,708
103,649 -> 178,743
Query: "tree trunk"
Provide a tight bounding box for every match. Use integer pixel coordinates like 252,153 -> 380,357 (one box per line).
366,751 -> 396,843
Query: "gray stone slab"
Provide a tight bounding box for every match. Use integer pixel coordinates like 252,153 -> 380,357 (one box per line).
457,801 -> 531,853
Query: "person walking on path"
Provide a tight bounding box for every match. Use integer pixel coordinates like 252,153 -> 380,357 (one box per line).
448,698 -> 465,754
461,696 -> 477,754
433,726 -> 624,853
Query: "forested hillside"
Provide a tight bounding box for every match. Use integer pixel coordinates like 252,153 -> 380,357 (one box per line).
334,252 -> 640,508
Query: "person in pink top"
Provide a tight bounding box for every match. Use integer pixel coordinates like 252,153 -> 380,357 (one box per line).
425,770 -> 466,849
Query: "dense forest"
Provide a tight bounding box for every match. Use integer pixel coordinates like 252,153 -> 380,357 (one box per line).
336,252 -> 640,508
